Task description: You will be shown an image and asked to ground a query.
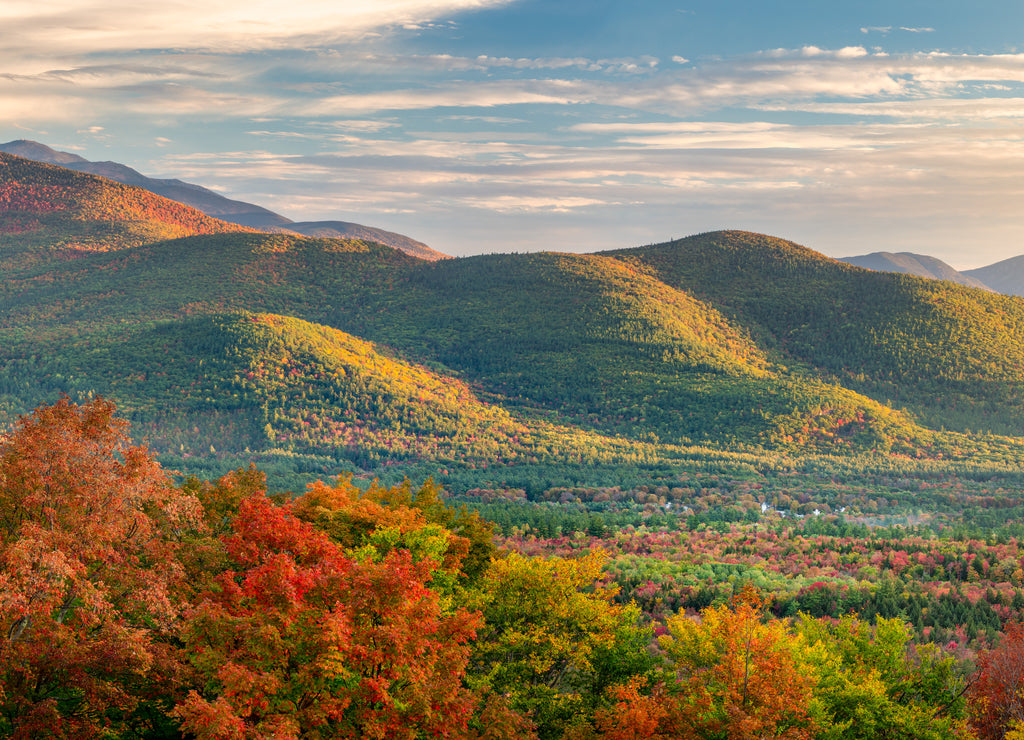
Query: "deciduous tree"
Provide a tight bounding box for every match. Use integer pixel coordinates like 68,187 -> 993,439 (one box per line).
660,583 -> 818,740
970,621 -> 1024,739
175,490 -> 480,739
0,396 -> 203,738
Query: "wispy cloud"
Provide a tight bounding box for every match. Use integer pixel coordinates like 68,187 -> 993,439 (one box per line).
756,97 -> 1024,120
0,1 -> 517,56
861,26 -> 935,35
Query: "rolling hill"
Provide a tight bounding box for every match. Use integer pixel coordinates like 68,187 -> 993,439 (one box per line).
604,231 -> 1024,435
0,139 -> 447,260
0,152 -> 249,257
6,154 -> 1024,485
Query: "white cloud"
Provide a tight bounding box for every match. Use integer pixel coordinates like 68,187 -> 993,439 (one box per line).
756,97 -> 1024,121
297,80 -> 587,115
0,1 -> 516,57
461,194 -> 611,213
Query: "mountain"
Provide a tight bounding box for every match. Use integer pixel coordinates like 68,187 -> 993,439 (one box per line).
0,151 -> 249,268
837,251 -> 992,290
0,139 -> 289,228
964,255 -> 1024,297
0,139 -> 446,260
602,231 -> 1024,436
6,154 -> 1024,485
0,139 -> 88,165
65,311 -> 536,467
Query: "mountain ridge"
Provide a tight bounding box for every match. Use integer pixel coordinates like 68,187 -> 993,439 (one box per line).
0,140 -> 447,261
5,155 -> 1024,485
964,255 -> 1024,297
837,251 -> 992,291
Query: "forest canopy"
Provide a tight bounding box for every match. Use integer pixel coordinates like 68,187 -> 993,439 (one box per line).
0,398 -> 1019,739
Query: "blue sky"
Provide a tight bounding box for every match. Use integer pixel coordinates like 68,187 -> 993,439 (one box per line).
4,1 -> 1024,265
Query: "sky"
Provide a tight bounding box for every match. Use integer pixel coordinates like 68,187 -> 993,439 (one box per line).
4,1 -> 1024,266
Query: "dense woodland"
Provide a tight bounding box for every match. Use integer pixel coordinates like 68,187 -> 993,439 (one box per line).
8,152 -> 1024,737
10,150 -> 1024,485
5,397 -> 1024,740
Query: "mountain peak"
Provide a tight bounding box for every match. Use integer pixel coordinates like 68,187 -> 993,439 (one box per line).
0,151 -> 252,250
0,139 -> 89,165
0,139 -> 447,260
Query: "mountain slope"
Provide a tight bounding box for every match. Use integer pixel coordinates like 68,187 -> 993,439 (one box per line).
838,251 -> 990,290
0,231 -> 420,348
49,311 -> 534,465
964,256 -> 1024,297
0,222 -> 931,456
0,152 -> 250,270
0,140 -> 448,259
604,230 -> 1024,435
6,160 -> 1024,474
0,139 -> 290,228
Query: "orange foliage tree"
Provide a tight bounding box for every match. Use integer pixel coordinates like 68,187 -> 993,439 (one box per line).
0,396 -> 204,738
174,486 -> 481,739
659,583 -> 818,740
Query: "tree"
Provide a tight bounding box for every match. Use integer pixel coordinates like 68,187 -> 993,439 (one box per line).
584,677 -> 678,740
0,396 -> 203,738
970,621 -> 1024,739
174,490 -> 480,739
799,614 -> 974,740
660,583 -> 818,740
470,550 -> 644,739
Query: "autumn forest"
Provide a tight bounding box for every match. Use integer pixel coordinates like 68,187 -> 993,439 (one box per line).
6,151 -> 1024,738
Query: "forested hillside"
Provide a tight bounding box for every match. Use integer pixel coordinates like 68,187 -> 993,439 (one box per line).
0,152 -> 248,263
1,398 -> 1005,740
607,231 -> 1024,436
0,140 -> 449,259
5,155 -> 1024,487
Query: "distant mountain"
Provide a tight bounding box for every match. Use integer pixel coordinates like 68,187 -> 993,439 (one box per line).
0,139 -> 446,260
0,139 -> 88,165
837,251 -> 992,290
963,256 -> 1024,297
0,151 -> 249,264
0,139 -> 289,229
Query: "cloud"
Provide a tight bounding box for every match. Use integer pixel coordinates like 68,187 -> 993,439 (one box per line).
7,16 -> 1024,265
297,80 -> 589,115
141,107 -> 1024,262
860,25 -> 934,35
0,1 -> 517,57
756,97 -> 1024,121
434,54 -> 659,73
460,194 -> 611,213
